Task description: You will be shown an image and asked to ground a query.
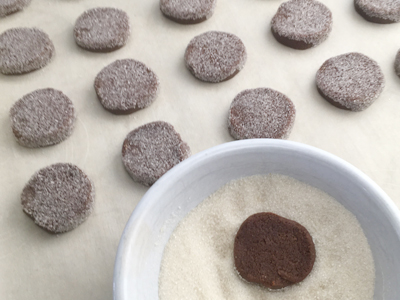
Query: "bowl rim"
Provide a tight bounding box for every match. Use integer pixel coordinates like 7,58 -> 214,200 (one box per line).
113,139 -> 400,300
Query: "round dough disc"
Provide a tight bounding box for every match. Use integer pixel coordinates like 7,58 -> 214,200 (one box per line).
160,0 -> 217,24
0,0 -> 31,17
354,0 -> 400,24
10,88 -> 76,148
234,212 -> 316,289
94,59 -> 160,115
184,31 -> 247,83
21,163 -> 95,233
0,27 -> 55,75
271,0 -> 333,50
228,88 -> 296,140
316,52 -> 385,111
122,121 -> 191,186
74,7 -> 130,52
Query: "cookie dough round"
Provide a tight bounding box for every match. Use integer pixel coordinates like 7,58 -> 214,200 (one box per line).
94,59 -> 160,115
354,0 -> 400,24
234,212 -> 316,289
74,7 -> 130,52
21,163 -> 95,233
395,49 -> 400,77
122,121 -> 190,186
10,88 -> 76,148
271,0 -> 333,50
228,88 -> 296,140
0,27 -> 55,75
316,52 -> 385,111
184,31 -> 247,83
0,0 -> 31,17
160,0 -> 217,24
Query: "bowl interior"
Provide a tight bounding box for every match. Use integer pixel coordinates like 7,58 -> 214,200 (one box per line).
113,140 -> 400,300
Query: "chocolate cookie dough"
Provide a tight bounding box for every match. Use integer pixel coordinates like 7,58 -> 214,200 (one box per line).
0,27 -> 55,75
94,59 -> 160,115
355,0 -> 400,24
234,212 -> 316,289
395,49 -> 400,77
271,0 -> 333,50
316,52 -> 385,111
184,31 -> 247,83
160,0 -> 217,24
10,88 -> 76,148
74,7 -> 130,52
0,0 -> 31,17
228,88 -> 296,140
122,121 -> 190,186
21,163 -> 95,233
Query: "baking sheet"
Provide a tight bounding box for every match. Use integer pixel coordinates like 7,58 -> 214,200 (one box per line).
1,0 -> 400,299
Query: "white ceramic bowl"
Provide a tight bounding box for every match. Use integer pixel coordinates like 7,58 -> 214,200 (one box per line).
113,139 -> 400,300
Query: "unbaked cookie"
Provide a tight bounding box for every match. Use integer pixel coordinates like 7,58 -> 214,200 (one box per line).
0,27 -> 55,75
21,163 -> 95,233
122,121 -> 190,186
10,88 -> 76,147
0,0 -> 31,17
234,212 -> 316,289
354,0 -> 400,24
184,31 -> 247,83
74,7 -> 130,52
94,59 -> 160,115
228,88 -> 296,140
316,52 -> 385,111
271,0 -> 333,50
160,0 -> 217,24
395,49 -> 400,77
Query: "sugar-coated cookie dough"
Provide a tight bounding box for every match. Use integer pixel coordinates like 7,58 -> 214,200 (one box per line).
271,0 -> 333,50
160,0 -> 217,24
122,121 -> 190,186
74,7 -> 130,52
21,163 -> 95,233
184,31 -> 247,83
228,88 -> 296,140
234,212 -> 315,289
316,52 -> 384,111
354,0 -> 400,24
94,59 -> 160,115
10,88 -> 76,148
0,27 -> 55,75
394,49 -> 400,77
0,0 -> 31,17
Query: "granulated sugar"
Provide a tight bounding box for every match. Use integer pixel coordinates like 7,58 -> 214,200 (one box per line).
159,174 -> 374,299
